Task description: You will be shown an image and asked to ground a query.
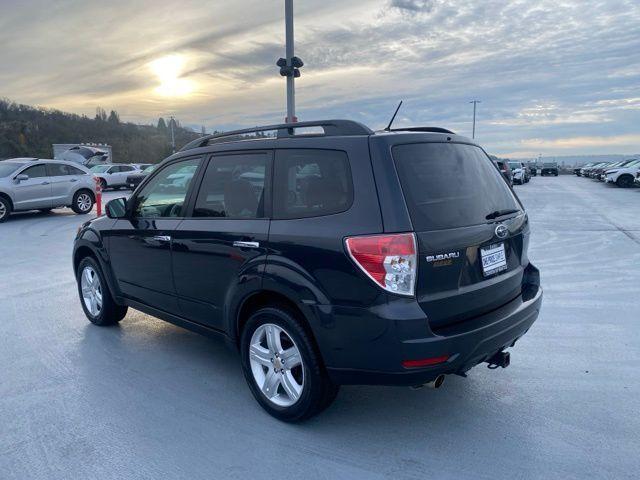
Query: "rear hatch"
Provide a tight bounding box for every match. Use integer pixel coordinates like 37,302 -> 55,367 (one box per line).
392,142 -> 528,331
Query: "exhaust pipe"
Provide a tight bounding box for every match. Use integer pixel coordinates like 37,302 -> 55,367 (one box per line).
410,374 -> 446,390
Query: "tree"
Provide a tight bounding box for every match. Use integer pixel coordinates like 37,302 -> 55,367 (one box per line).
157,117 -> 167,131
108,110 -> 120,124
95,107 -> 107,121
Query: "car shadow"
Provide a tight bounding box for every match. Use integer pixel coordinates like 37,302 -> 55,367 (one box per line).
6,208 -> 81,223
76,308 -> 538,471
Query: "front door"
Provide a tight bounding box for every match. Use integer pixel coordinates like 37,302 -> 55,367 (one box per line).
107,157 -> 203,315
12,164 -> 52,210
172,151 -> 271,331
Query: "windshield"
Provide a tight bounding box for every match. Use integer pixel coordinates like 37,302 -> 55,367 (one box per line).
543,162 -> 557,167
0,162 -> 22,178
90,165 -> 111,173
508,162 -> 521,169
393,143 -> 522,231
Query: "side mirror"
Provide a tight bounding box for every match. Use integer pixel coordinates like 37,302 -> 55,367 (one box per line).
15,174 -> 29,183
105,197 -> 128,219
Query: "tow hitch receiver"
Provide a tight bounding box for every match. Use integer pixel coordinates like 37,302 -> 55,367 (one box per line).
486,351 -> 510,369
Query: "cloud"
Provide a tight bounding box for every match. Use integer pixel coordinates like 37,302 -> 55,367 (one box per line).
0,0 -> 639,155
389,0 -> 435,13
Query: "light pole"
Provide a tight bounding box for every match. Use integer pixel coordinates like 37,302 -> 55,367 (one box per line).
277,0 -> 303,123
169,116 -> 175,152
470,100 -> 481,139
285,0 -> 295,123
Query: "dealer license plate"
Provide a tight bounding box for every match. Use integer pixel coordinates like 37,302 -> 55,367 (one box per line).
480,243 -> 507,277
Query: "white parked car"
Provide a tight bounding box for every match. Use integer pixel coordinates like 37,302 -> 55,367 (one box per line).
508,161 -> 527,185
91,164 -> 139,190
604,159 -> 640,188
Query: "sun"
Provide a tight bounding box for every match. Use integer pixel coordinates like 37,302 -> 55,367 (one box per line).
150,54 -> 194,97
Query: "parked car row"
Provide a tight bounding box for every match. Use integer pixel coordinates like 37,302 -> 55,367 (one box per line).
575,158 -> 640,188
0,157 -> 159,222
492,160 -> 533,186
90,163 -> 153,190
0,158 -> 96,222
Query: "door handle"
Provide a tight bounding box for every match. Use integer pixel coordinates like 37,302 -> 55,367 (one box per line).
41,181 -> 50,185
233,241 -> 260,249
152,235 -> 171,242
70,178 -> 78,182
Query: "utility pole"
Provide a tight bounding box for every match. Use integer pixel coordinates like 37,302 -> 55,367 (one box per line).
277,0 -> 303,123
170,116 -> 175,153
470,100 -> 481,139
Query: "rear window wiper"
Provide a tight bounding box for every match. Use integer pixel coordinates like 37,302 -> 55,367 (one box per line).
485,208 -> 520,220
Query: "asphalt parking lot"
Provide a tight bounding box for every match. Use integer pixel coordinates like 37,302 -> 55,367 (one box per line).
1,178 -> 639,480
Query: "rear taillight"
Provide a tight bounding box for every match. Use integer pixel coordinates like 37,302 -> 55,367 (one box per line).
345,233 -> 417,296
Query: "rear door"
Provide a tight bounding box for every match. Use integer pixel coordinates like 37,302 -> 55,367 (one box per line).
172,151 -> 271,331
392,142 -> 528,330
12,164 -> 52,210
46,162 -> 82,205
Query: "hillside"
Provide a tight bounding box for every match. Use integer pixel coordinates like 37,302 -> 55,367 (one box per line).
0,99 -> 200,164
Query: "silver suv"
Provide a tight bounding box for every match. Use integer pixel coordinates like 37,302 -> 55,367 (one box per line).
0,158 -> 96,222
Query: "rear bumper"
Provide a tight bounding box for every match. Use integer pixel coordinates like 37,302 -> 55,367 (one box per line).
319,263 -> 542,386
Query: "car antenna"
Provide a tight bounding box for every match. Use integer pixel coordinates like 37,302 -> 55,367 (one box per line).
384,100 -> 403,131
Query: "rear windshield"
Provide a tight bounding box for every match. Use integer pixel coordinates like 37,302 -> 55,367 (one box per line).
393,143 -> 521,231
0,162 -> 22,177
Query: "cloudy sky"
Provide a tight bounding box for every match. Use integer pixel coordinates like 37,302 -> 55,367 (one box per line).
1,0 -> 639,157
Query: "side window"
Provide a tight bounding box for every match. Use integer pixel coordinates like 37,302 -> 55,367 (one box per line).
67,165 -> 87,175
21,164 -> 48,178
121,166 -> 134,172
46,163 -> 69,176
273,149 -> 353,219
133,158 -> 201,218
193,153 -> 268,218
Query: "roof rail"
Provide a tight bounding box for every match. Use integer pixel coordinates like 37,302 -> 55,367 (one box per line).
389,127 -> 456,134
179,119 -> 373,152
180,120 -> 373,152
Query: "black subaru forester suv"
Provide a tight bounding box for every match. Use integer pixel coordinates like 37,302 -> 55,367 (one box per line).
73,120 -> 542,421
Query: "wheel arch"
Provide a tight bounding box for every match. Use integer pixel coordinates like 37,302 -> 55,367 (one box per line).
73,236 -> 122,303
233,289 -> 327,366
0,191 -> 14,210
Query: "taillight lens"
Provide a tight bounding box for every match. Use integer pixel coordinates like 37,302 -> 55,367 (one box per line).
345,233 -> 417,296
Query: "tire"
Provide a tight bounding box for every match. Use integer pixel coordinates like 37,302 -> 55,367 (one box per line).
616,175 -> 634,188
240,306 -> 339,422
77,256 -> 127,326
72,190 -> 94,214
0,196 -> 11,223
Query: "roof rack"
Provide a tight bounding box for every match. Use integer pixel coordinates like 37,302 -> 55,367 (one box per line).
389,127 -> 456,134
180,119 -> 373,152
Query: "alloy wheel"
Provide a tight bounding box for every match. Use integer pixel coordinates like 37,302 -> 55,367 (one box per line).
0,202 -> 6,220
77,193 -> 92,212
249,323 -> 304,407
81,266 -> 103,316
